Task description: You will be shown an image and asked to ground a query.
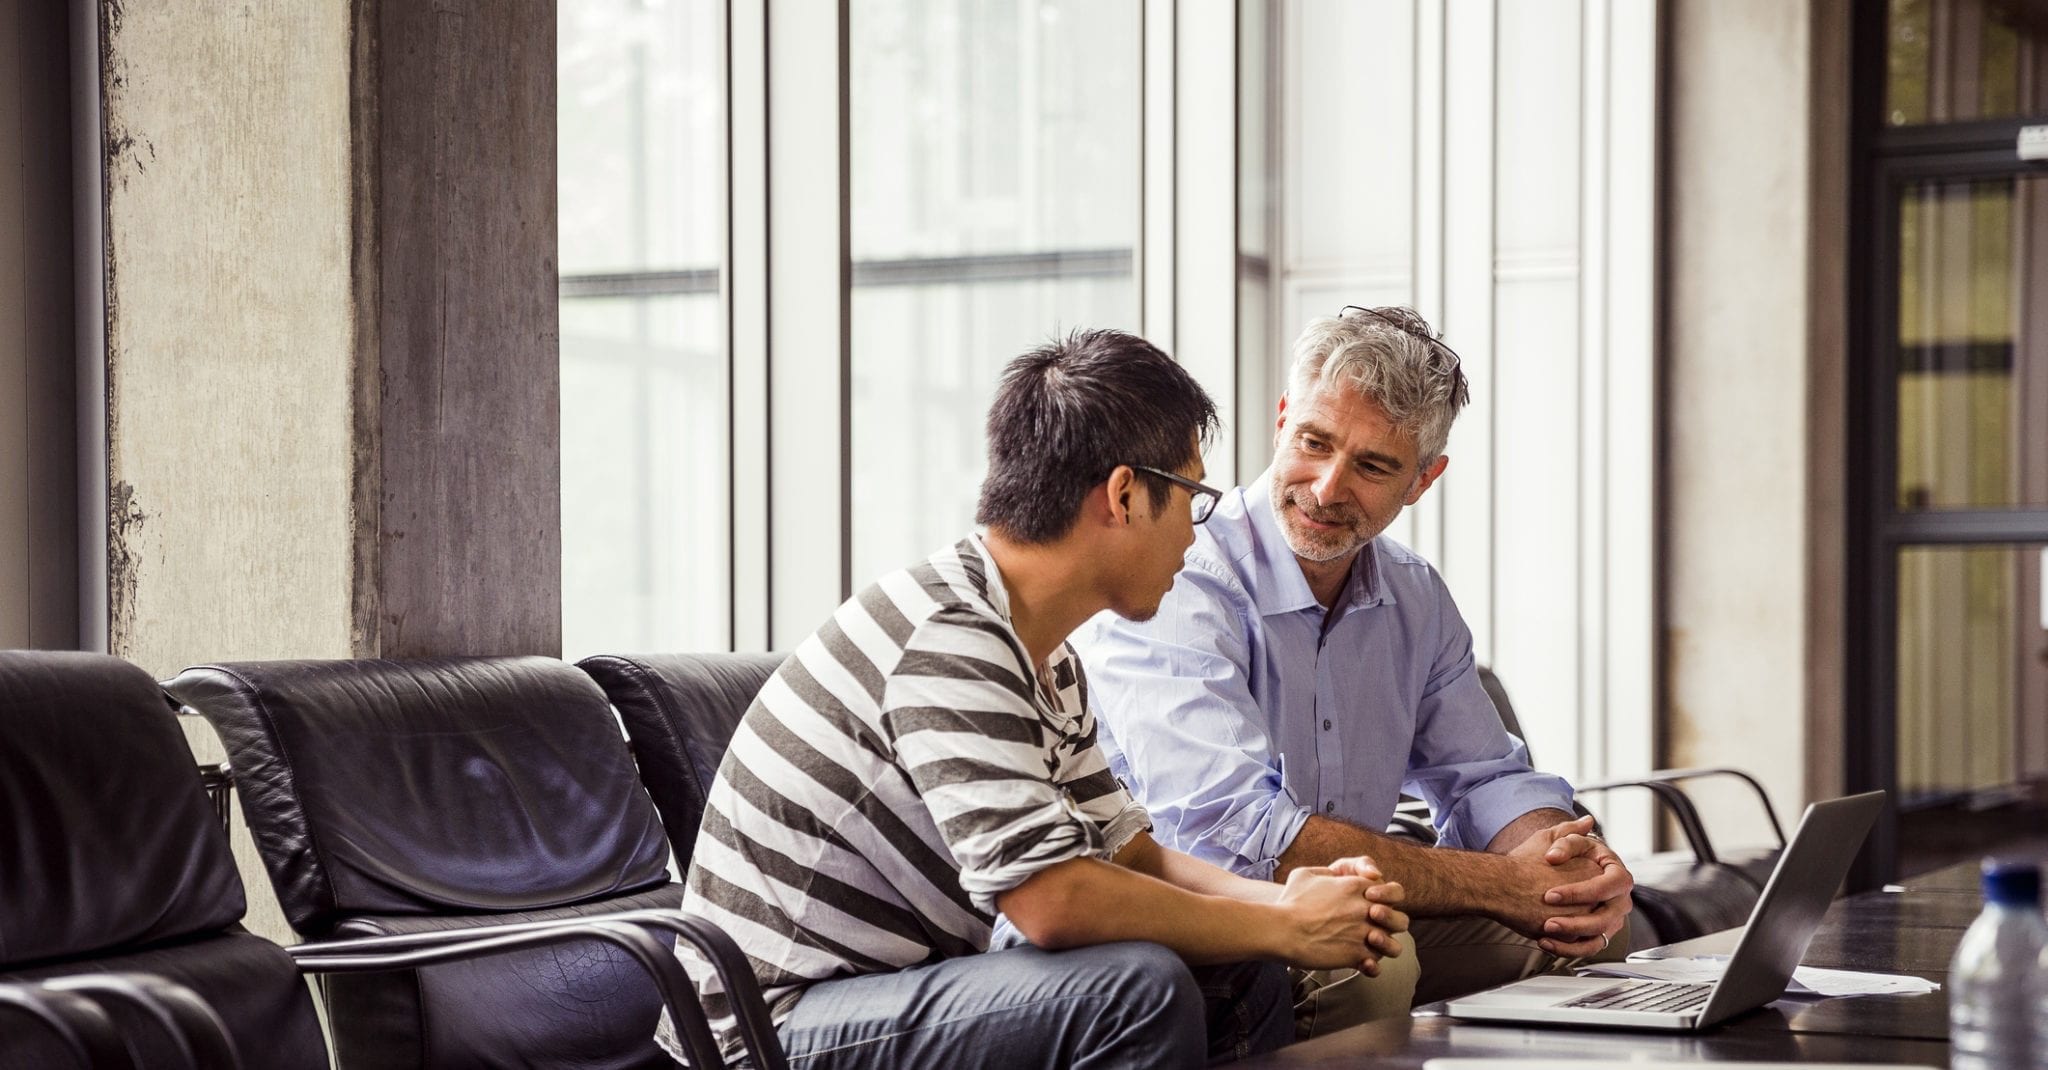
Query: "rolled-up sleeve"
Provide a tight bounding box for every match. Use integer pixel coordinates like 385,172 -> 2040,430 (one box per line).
884,608 -> 1138,914
1080,562 -> 1311,880
1402,580 -> 1575,851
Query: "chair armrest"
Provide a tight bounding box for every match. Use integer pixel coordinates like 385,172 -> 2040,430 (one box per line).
196,763 -> 233,833
1576,767 -> 1787,848
291,919 -> 725,1069
1570,778 -> 1723,865
292,908 -> 787,1070
642,912 -> 789,1070
0,982 -> 119,1069
166,686 -> 237,835
41,973 -> 242,1070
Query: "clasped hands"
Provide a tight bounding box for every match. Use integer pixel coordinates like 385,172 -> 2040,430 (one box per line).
1506,813 -> 1634,957
1277,855 -> 1408,975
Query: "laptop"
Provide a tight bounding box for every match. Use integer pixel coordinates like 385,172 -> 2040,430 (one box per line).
1444,790 -> 1886,1031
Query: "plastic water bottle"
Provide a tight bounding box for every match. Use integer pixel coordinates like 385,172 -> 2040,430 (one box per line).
1950,860 -> 2044,1070
2037,911 -> 2048,1070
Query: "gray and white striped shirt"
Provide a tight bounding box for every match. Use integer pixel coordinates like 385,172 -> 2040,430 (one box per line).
659,535 -> 1151,1063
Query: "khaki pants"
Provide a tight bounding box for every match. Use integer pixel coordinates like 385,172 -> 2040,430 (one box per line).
1291,915 -> 1633,1040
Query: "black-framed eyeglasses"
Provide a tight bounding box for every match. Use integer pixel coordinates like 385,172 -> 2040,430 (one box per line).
1130,465 -> 1223,525
1337,305 -> 1468,387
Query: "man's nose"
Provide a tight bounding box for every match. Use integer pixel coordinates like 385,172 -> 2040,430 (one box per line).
1311,463 -> 1345,505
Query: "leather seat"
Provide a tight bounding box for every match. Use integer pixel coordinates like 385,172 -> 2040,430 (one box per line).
576,652 -> 784,863
0,651 -> 327,1070
165,656 -> 682,1070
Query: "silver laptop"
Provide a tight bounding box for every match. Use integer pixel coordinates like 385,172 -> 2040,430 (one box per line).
1445,790 -> 1885,1031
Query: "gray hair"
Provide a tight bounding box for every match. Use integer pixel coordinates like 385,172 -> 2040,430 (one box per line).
1283,306 -> 1470,464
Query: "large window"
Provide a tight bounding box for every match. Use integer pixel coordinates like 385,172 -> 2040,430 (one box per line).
847,0 -> 1141,583
558,0 -> 729,655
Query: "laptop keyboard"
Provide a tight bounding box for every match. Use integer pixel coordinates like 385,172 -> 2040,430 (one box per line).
1563,980 -> 1713,1014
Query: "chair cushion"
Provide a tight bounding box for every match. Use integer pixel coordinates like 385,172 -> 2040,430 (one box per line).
0,651 -> 246,966
163,656 -> 673,936
1625,859 -> 1760,944
322,883 -> 685,1070
577,653 -> 783,865
5,930 -> 327,1070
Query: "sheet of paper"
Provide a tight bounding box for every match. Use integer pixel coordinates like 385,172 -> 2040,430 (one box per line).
1424,1061 -> 1939,1070
1583,955 -> 1940,997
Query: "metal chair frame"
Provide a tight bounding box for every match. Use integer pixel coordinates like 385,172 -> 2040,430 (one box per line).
1,973 -> 239,1070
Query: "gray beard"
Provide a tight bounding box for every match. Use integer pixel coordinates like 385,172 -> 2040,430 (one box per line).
1268,491 -> 1367,563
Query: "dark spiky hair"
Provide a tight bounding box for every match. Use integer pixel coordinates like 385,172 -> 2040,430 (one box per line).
976,329 -> 1219,543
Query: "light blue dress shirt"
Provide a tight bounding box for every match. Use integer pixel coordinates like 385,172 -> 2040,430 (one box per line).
1075,470 -> 1574,880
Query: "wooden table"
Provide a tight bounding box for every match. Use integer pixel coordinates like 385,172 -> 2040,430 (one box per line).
1239,861 -> 1979,1068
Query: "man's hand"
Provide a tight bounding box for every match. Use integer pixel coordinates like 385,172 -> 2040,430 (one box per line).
1494,814 -> 1634,956
1275,857 -> 1409,974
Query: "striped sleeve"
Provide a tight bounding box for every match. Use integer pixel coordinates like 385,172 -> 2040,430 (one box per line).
882,604 -> 1104,913
1052,648 -> 1151,858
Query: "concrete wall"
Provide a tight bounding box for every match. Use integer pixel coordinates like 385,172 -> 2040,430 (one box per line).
1664,0 -> 1847,840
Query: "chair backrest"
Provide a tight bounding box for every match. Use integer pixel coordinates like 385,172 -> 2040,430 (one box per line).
164,655 -> 674,934
0,651 -> 326,1069
577,652 -> 784,864
165,655 -> 680,1069
1475,666 -> 1529,751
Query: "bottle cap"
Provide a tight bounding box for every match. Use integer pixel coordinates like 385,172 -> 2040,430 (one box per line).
1980,859 -> 2041,907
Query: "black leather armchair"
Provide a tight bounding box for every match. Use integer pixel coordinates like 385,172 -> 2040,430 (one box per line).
0,652 -> 328,1069
576,652 -> 785,864
163,656 -> 688,1069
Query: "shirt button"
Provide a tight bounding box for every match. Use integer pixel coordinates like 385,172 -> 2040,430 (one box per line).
1324,802 -> 1336,813
1322,719 -> 1332,731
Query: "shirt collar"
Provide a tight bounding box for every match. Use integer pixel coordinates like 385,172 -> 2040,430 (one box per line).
1242,469 -> 1395,619
964,531 -> 1013,622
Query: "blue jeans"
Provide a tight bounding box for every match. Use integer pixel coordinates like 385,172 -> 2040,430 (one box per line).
775,942 -> 1291,1069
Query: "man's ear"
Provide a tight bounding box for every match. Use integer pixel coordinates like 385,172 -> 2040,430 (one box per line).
1404,455 -> 1451,505
1103,464 -> 1138,526
1273,394 -> 1290,449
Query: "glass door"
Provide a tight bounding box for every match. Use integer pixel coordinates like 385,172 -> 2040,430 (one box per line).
1850,17 -> 2048,877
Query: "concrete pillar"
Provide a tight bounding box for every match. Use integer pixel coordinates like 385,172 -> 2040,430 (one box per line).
99,1 -> 359,673
96,0 -> 558,943
358,0 -> 561,659
98,0 -> 559,675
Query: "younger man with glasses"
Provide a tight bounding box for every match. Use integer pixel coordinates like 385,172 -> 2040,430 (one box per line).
662,329 -> 1407,1069
1077,307 -> 1635,1037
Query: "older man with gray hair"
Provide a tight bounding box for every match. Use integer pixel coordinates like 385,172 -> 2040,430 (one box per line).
1076,306 -> 1634,1036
